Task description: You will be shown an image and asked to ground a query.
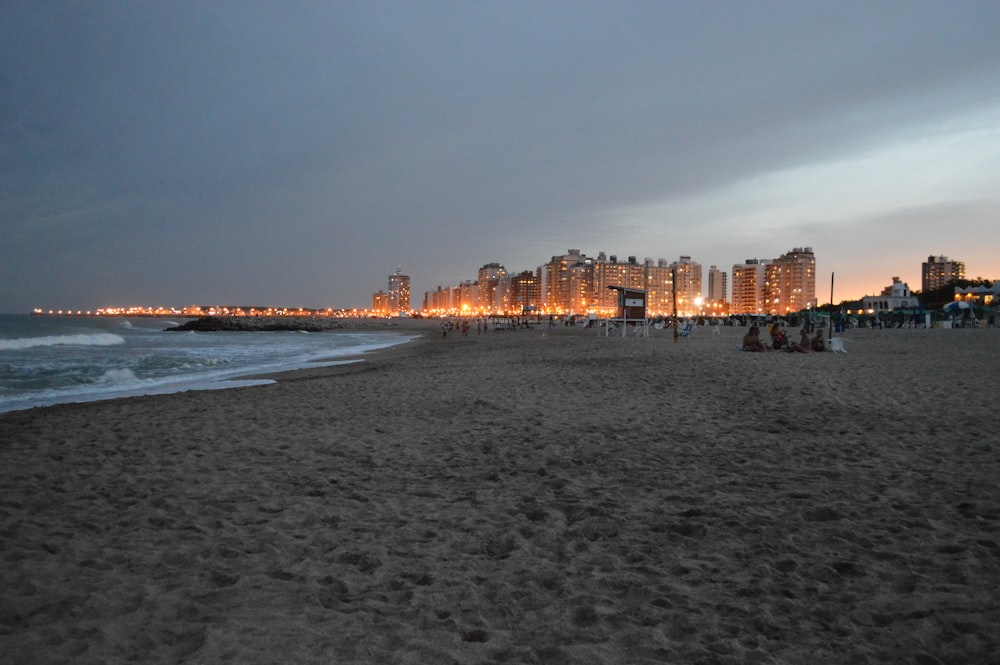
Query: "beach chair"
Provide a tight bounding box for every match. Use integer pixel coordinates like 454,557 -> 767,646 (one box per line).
678,321 -> 694,338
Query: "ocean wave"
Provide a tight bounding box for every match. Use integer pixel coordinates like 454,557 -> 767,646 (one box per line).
0,333 -> 126,351
95,368 -> 146,386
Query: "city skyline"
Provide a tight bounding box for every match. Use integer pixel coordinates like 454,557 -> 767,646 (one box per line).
22,247 -> 989,317
3,4 -> 999,314
410,246 -> 981,317
416,245 -> 818,317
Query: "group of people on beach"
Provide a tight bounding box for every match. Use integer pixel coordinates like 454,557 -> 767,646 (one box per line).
742,321 -> 826,353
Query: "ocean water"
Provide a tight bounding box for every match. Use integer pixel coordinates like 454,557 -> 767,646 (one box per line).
0,314 -> 416,413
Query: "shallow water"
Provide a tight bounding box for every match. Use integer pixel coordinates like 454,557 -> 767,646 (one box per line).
0,314 -> 414,412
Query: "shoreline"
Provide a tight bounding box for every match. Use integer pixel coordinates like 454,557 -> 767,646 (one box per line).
0,323 -> 432,416
2,327 -> 998,663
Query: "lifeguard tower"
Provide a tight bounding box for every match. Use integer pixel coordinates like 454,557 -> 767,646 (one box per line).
606,286 -> 649,337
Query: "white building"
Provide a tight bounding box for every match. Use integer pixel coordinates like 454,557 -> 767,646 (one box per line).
862,277 -> 920,312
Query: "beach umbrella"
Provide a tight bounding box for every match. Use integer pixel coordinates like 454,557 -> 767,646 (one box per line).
942,301 -> 970,313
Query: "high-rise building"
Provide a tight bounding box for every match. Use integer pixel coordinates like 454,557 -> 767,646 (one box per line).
733,250 -> 816,316
707,265 -> 727,303
763,247 -> 816,315
456,280 -> 477,312
540,249 -> 589,314
588,254 -> 645,314
922,255 -> 965,292
508,270 -> 541,313
387,268 -> 410,313
423,286 -> 447,313
372,290 -> 388,314
645,258 -> 675,315
669,256 -> 703,316
731,259 -> 768,315
477,262 -> 506,312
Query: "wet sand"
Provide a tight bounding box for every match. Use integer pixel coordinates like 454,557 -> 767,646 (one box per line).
2,323 -> 998,664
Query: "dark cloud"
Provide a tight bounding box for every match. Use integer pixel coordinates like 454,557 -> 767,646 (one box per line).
3,2 -> 999,311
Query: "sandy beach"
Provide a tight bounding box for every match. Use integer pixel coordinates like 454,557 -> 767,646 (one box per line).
2,322 -> 998,664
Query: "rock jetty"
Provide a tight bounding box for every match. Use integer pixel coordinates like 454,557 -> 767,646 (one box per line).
164,316 -> 347,332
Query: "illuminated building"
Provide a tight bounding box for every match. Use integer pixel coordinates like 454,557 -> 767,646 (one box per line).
372,290 -> 388,314
763,247 -> 816,315
540,249 -> 590,314
731,259 -> 769,315
862,277 -> 919,313
953,282 -> 999,307
457,280 -> 477,312
477,263 -> 506,312
921,255 -> 965,292
669,256 -> 703,316
586,254 -> 644,314
506,270 -> 541,313
423,286 -> 448,312
388,268 -> 410,313
644,259 -> 675,316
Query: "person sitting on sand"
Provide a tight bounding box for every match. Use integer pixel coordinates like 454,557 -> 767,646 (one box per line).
789,327 -> 812,353
769,321 -> 788,350
811,331 -> 827,352
742,325 -> 769,352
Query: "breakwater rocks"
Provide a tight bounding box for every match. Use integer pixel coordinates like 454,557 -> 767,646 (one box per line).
165,316 -> 348,332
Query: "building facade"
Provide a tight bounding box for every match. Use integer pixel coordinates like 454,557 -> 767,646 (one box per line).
731,259 -> 768,315
862,277 -> 920,312
387,268 -> 411,313
477,263 -> 506,312
508,270 -> 541,313
763,247 -> 816,315
589,255 -> 646,313
922,255 -> 965,292
540,249 -> 589,314
670,256 -> 703,316
707,265 -> 727,303
536,251 -> 685,316
644,259 -> 675,315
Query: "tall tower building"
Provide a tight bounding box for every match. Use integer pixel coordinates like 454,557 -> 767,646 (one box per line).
645,258 -> 674,315
477,263 -> 506,313
669,256 -> 703,316
763,247 -> 816,315
387,268 -> 410,313
508,270 -> 541,313
731,259 -> 768,315
707,265 -> 727,303
922,255 -> 965,292
540,249 -> 589,313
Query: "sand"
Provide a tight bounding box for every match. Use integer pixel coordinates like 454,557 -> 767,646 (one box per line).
2,322 -> 998,664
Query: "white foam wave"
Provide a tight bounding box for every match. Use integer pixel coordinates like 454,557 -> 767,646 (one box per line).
0,333 -> 126,351
95,368 -> 147,387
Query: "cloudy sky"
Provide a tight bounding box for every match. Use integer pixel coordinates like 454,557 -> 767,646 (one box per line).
3,1 -> 998,313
